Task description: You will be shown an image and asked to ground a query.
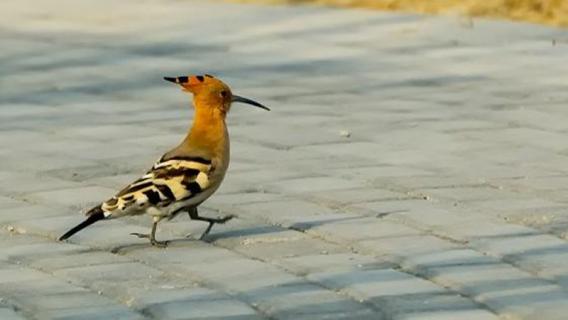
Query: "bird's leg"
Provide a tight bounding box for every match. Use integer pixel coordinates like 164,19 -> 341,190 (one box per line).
130,219 -> 169,247
148,221 -> 169,247
187,207 -> 235,240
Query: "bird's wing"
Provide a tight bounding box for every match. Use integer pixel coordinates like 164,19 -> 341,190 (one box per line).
99,156 -> 213,217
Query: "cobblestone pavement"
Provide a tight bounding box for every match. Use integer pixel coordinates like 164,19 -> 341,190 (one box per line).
2,0 -> 568,319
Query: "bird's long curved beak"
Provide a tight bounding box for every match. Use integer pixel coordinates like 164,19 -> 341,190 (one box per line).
232,95 -> 270,111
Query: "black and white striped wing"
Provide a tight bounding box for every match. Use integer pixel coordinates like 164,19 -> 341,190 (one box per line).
100,157 -> 212,217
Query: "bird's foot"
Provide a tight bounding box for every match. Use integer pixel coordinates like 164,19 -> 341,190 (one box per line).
198,215 -> 235,240
130,232 -> 150,239
150,239 -> 170,248
130,233 -> 169,247
212,214 -> 236,224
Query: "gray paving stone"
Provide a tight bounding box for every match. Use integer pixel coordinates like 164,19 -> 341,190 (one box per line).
233,199 -> 339,225
83,173 -> 141,190
310,217 -> 421,242
434,220 -> 541,241
127,241 -> 238,265
0,308 -> 27,320
0,232 -> 51,249
0,267 -> 48,284
133,242 -> 380,318
22,215 -> 149,246
1,152 -> 100,172
232,123 -> 348,148
358,234 -> 461,259
310,268 -> 444,299
309,268 -> 487,318
250,283 -> 376,320
127,287 -> 224,307
415,186 -> 521,202
0,242 -> 86,264
385,207 -> 500,231
19,292 -> 118,312
279,253 -> 387,275
41,164 -> 138,184
221,230 -> 348,260
302,187 -> 411,206
262,176 -> 366,194
144,297 -> 262,320
403,249 -> 568,320
469,198 -> 566,217
330,166 -> 436,180
208,191 -> 283,207
54,262 -> 165,284
382,175 -> 487,190
38,305 -> 145,320
59,124 -> 169,142
0,205 -> 73,225
31,251 -> 131,271
394,310 -> 498,320
69,143 -> 155,162
27,185 -> 116,208
229,141 -> 317,166
1,276 -> 89,297
0,196 -> 27,209
495,175 -> 568,192
178,258 -> 299,292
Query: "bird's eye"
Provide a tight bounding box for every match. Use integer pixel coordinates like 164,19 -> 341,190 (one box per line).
220,90 -> 228,98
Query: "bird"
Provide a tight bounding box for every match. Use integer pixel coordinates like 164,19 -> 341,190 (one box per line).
59,74 -> 269,246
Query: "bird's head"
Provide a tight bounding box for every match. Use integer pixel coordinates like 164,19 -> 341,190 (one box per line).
164,74 -> 269,114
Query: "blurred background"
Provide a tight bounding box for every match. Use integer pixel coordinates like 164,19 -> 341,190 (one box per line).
233,0 -> 568,26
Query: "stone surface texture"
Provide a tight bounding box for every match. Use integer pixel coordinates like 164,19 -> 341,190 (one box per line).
1,0 -> 568,319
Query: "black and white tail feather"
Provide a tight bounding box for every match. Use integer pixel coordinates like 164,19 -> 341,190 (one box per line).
59,206 -> 105,241
58,156 -> 213,241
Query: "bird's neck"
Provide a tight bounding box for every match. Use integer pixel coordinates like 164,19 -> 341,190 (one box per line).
182,106 -> 228,158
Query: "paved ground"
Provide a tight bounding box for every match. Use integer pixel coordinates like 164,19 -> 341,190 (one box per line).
2,0 -> 568,319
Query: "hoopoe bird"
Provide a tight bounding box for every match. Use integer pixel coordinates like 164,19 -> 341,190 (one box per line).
59,74 -> 269,246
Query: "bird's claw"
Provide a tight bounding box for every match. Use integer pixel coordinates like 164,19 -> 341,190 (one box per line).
217,214 -> 235,224
130,232 -> 150,239
131,232 -> 169,247
150,240 -> 170,247
198,215 -> 235,240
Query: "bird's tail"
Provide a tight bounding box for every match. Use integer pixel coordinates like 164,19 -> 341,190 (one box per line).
59,206 -> 106,241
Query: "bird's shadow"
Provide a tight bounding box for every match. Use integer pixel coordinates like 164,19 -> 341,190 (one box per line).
110,236 -> 198,254
110,226 -> 277,254
110,215 -> 362,254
